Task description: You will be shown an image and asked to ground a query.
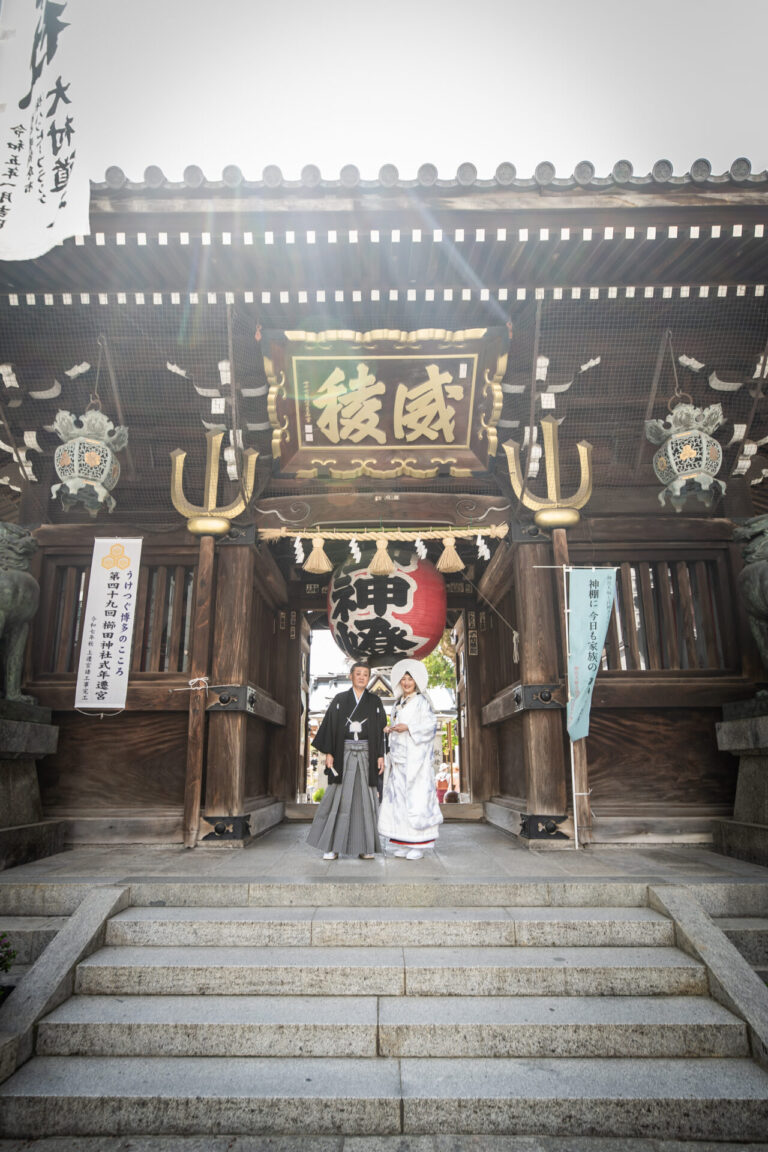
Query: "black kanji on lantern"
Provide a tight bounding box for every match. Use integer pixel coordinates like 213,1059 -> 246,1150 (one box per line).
337,618 -> 418,657
329,572 -> 412,625
329,574 -> 356,624
355,575 -> 410,616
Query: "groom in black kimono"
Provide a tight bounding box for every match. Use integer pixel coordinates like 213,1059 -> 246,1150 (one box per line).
313,660 -> 387,789
308,660 -> 387,859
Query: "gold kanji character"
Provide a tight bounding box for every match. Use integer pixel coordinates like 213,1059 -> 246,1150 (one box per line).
394,364 -> 460,442
313,363 -> 386,444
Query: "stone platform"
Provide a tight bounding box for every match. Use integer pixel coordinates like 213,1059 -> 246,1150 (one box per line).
1,821 -> 768,892
715,704 -> 768,868
0,699 -> 62,873
0,826 -> 767,1144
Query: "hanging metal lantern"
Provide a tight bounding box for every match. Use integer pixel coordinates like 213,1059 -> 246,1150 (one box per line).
51,408 -> 128,517
645,402 -> 725,512
327,546 -> 447,666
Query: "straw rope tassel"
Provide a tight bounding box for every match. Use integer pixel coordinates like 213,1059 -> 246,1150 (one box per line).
369,537 -> 395,575
303,535 -> 333,573
436,534 -> 464,573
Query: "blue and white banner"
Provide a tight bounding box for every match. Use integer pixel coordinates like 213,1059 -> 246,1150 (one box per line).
75,538 -> 142,710
0,0 -> 90,261
567,568 -> 616,741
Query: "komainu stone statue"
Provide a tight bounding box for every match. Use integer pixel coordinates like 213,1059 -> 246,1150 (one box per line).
0,523 -> 39,703
734,514 -> 768,672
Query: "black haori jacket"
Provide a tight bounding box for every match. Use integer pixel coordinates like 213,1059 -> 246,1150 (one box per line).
312,688 -> 387,788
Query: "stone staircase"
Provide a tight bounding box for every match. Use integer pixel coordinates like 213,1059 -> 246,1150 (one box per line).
715,914 -> 768,985
0,912 -> 67,999
1,881 -> 768,1139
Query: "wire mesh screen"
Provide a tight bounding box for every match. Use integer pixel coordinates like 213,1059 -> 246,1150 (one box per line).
500,293 -> 768,498
0,301 -> 269,520
1,292 -> 767,519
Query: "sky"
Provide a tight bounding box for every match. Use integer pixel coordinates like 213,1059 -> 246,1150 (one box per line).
72,0 -> 768,184
309,630 -> 350,678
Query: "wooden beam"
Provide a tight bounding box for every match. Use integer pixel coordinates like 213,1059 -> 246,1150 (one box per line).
253,541 -> 288,609
29,678 -> 207,711
477,540 -> 514,604
590,674 -> 757,708
247,685 -> 286,727
253,493 -> 512,532
568,516 -> 735,545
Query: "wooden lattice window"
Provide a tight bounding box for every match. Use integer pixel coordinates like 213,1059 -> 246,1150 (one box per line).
49,564 -> 90,673
41,560 -> 196,676
131,565 -> 196,673
598,557 -> 732,672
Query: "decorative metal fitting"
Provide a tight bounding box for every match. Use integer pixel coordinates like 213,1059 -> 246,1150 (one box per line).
519,814 -> 569,840
170,431 -> 258,536
502,415 -> 593,528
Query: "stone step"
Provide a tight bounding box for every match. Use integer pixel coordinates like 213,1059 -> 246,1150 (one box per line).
1,1056 -> 767,1139
125,879 -> 651,909
378,994 -> 748,1058
105,904 -> 674,948
35,993 -> 748,1060
0,915 -> 68,964
73,945 -> 707,997
714,916 -> 768,966
37,995 -> 379,1057
0,882 -> 94,917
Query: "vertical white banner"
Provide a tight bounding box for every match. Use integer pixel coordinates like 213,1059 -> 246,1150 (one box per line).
75,538 -> 143,710
566,567 -> 617,742
0,0 -> 91,261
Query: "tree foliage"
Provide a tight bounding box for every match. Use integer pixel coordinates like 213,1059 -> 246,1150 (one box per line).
424,644 -> 456,692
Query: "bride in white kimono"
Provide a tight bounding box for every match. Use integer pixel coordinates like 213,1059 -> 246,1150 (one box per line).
378,658 -> 443,860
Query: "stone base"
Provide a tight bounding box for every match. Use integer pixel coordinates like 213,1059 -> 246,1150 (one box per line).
0,820 -> 65,872
712,817 -> 768,868
714,706 -> 768,866
0,700 -> 61,871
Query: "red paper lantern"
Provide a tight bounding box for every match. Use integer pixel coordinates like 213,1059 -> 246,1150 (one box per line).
327,548 -> 446,666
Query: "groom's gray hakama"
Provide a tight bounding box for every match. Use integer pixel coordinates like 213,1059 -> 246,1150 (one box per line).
307,687 -> 386,856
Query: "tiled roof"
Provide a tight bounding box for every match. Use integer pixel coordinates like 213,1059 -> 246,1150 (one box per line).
92,158 -> 766,194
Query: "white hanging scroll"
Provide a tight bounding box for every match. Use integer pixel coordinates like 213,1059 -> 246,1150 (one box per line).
0,0 -> 90,261
75,538 -> 143,710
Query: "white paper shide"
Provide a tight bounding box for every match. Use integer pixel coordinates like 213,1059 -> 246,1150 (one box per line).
75,538 -> 143,709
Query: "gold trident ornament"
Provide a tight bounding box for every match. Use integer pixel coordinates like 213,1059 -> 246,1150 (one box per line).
170,431 -> 258,536
502,414 -> 593,528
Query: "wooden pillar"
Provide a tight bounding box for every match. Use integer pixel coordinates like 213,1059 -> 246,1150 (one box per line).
463,607 -> 499,803
268,610 -> 307,802
182,534 -> 215,847
551,528 -> 592,843
513,541 -> 568,816
203,541 -> 254,839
